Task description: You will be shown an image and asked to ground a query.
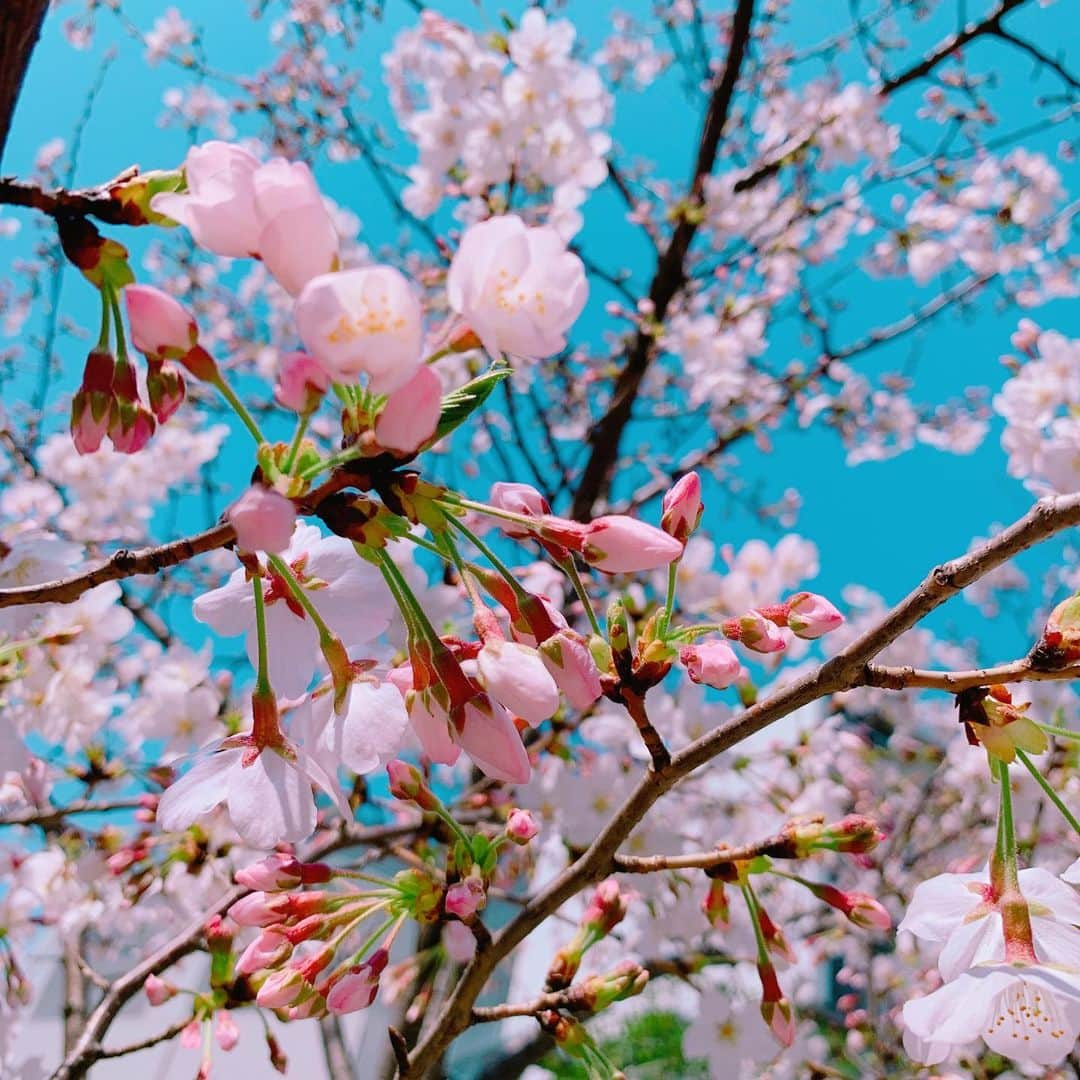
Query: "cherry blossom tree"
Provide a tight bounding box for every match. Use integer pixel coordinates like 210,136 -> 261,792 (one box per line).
0,1 -> 1078,1078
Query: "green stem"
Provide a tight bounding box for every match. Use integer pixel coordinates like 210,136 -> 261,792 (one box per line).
1035,721 -> 1080,741
265,554 -> 335,645
740,882 -> 770,966
658,561 -> 679,639
97,286 -> 111,350
375,547 -> 443,644
434,805 -> 473,852
296,443 -> 365,482
560,555 -> 603,638
669,622 -> 727,642
212,374 -> 265,445
435,531 -> 484,610
282,413 -> 311,475
108,290 -> 130,364
251,572 -> 271,695
441,511 -> 531,604
993,757 -> 1020,891
1016,748 -> 1080,838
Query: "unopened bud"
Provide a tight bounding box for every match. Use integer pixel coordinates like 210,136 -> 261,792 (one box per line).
660,472 -> 703,544
386,759 -> 442,812
505,807 -> 539,845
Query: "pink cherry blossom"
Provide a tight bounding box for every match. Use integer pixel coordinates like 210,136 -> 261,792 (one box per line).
680,640 -> 741,689
295,266 -> 424,393
786,592 -> 844,639
274,351 -> 329,414
446,215 -> 587,360
374,364 -> 442,454
124,285 -> 197,359
582,515 -> 684,573
476,638 -> 560,724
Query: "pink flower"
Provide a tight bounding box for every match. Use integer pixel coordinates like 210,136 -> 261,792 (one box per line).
489,482 -> 551,538
660,472 -> 703,544
538,630 -> 602,709
442,921 -> 476,963
446,215 -> 587,360
374,365 -> 442,454
445,877 -> 486,920
108,402 -> 156,454
236,930 -> 292,976
252,159 -> 339,296
326,949 -> 388,1015
179,1019 -> 202,1050
295,266 -> 424,393
455,698 -> 531,784
124,285 -> 198,359
144,973 -> 176,1006
405,691 -> 462,767
786,592 -> 843,639
274,351 -> 329,414
151,141 -> 262,257
725,611 -> 787,654
582,515 -> 684,573
256,968 -> 308,1008
506,807 -> 539,845
227,486 -> 296,554
680,640 -> 741,689
476,638 -> 560,724
215,1010 -> 239,1052
235,852 -> 303,892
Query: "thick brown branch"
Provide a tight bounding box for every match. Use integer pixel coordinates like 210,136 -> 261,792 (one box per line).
0,174 -> 141,225
862,659 -> 1080,692
0,522 -> 235,610
0,1 -> 49,168
570,0 -> 757,521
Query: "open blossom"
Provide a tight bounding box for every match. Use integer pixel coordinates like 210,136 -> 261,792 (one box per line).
194,524 -> 393,698
446,215 -> 587,360
903,963 -> 1080,1067
295,266 -> 424,393
152,141 -> 338,295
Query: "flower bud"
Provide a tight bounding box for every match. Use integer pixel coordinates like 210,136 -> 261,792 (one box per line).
445,876 -> 486,921
326,949 -> 388,1014
215,1009 -> 239,1052
785,592 -> 843,639
489,482 -> 551,538
476,638 -> 560,724
256,968 -> 309,1009
582,515 -> 684,573
538,630 -> 603,709
757,962 -> 796,1047
144,973 -> 177,1006
574,961 -> 649,1013
227,486 -> 297,554
236,930 -> 293,976
374,364 -> 442,455
680,640 -> 741,689
124,284 -> 198,359
723,611 -> 787,654
957,684 -> 1047,764
146,360 -> 186,423
584,878 -> 627,936
807,884 -> 892,931
505,808 -> 539,845
386,759 -> 442,812
235,853 -> 304,892
274,351 -> 329,414
702,878 -> 730,929
660,472 -> 703,544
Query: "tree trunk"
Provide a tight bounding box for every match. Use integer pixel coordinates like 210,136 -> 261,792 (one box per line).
0,0 -> 50,169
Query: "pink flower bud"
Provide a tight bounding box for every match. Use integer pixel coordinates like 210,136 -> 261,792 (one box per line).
1011,318 -> 1040,353
660,472 -> 703,544
476,638 -> 560,724
506,808 -> 539,845
108,401 -> 156,454
325,949 -> 388,1015
146,361 -> 185,423
724,611 -> 787,654
180,1019 -> 202,1050
445,877 -> 486,921
702,879 -> 730,929
538,630 -> 602,709
386,759 -> 441,811
144,973 -> 176,1006
680,640 -> 741,689
489,482 -> 551,538
227,486 -> 296,553
124,284 -> 198,359
455,698 -> 532,784
374,364 -> 442,454
236,930 -> 293,976
256,968 -> 309,1008
274,351 -> 329,414
786,592 -> 843,639
583,515 -> 684,573
442,920 -> 477,963
215,1010 -> 239,1052
229,891 -> 288,927
584,878 -> 627,935
235,853 -> 304,892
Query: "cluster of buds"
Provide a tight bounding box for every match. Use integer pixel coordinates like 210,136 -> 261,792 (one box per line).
763,814 -> 885,859
719,592 -> 844,656
547,878 -> 628,990
228,855 -> 440,1019
957,684 -> 1047,763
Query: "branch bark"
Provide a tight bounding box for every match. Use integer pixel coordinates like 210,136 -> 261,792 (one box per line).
863,659 -> 1080,693
0,0 -> 49,169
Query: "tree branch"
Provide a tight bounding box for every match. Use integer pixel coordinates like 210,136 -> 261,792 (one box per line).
862,659 -> 1080,692
0,0 -> 50,169
401,492 -> 1080,1076
0,172 -> 143,225
0,522 -> 236,610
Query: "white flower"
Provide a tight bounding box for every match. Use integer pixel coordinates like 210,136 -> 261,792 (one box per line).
683,988 -> 781,1077
194,524 -> 393,698
900,868 -> 1080,979
903,963 -> 1080,1067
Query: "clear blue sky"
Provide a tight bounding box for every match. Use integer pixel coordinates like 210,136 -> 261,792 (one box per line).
4,1 -> 1079,663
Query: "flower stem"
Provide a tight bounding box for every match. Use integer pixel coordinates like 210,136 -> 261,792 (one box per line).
441,511 -> 531,604
212,373 -> 265,445
297,443 -> 364,482
282,413 -> 311,475
251,572 -> 271,695
658,561 -> 679,639
992,757 -> 1020,892
1035,721 -> 1080,741
265,554 -> 335,646
558,555 -> 603,638
1016,748 -> 1080,838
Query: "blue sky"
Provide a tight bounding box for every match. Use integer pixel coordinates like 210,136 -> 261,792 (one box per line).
3,0 -> 1079,664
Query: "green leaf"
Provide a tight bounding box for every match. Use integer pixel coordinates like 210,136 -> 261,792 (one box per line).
434,363 -> 510,440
